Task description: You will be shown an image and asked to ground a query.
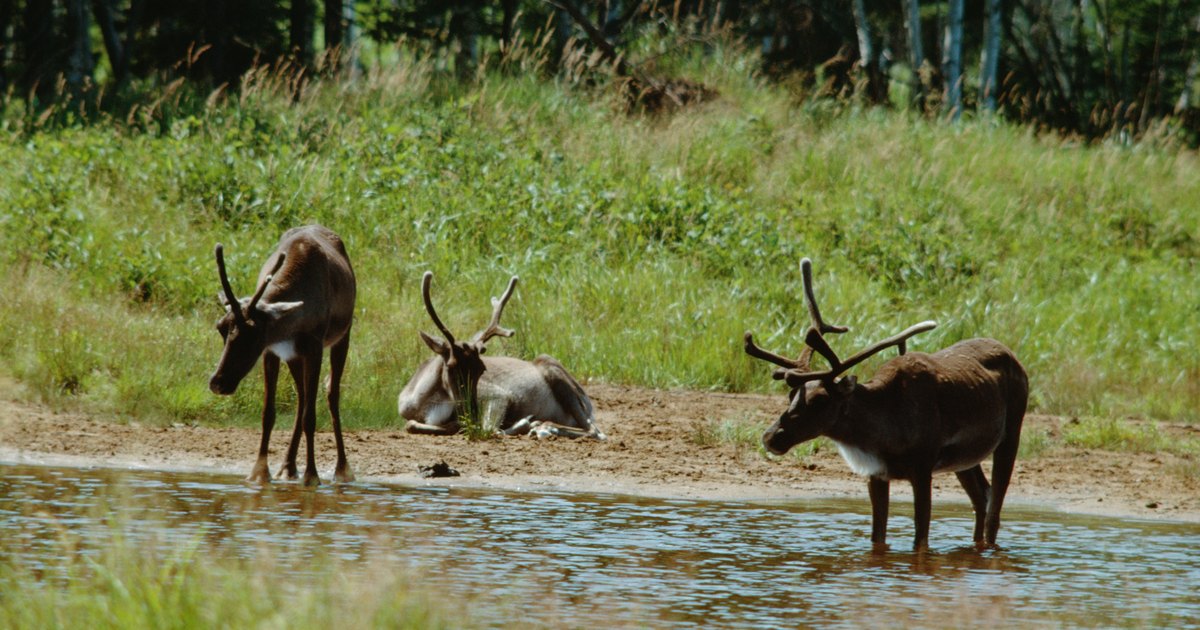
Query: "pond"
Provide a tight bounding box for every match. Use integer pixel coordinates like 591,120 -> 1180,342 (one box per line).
1,462 -> 1197,627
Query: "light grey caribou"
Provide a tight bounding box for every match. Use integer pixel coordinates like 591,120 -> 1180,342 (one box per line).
398,272 -> 604,440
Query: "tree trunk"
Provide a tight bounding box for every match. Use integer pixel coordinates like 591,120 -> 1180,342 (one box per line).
291,0 -> 315,66
91,0 -> 127,87
1176,53 -> 1199,113
324,0 -> 343,50
323,0 -> 356,72
500,0 -> 517,53
450,4 -> 477,79
0,0 -> 13,92
65,0 -> 94,96
942,0 -> 964,119
979,0 -> 1002,112
851,0 -> 885,103
905,0 -> 924,108
21,0 -> 53,92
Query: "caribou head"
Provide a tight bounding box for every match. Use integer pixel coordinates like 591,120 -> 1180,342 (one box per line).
418,271 -> 518,420
208,244 -> 298,395
745,258 -> 936,455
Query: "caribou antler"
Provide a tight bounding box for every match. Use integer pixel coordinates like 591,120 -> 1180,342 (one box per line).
744,257 -> 850,375
247,253 -> 286,313
746,257 -> 936,386
781,320 -> 938,386
471,276 -> 518,344
421,271 -> 456,344
215,244 -> 246,328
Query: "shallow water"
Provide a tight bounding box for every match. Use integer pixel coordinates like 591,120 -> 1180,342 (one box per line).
1,462 -> 1197,627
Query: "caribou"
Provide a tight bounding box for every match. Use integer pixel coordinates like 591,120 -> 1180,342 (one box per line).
744,258 -> 1027,551
208,225 -> 356,487
398,272 -> 605,440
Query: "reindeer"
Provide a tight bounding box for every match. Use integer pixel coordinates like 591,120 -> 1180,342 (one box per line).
398,272 -> 605,440
744,258 -> 1027,551
208,225 -> 356,487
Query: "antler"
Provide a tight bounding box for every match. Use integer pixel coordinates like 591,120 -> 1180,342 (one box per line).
780,320 -> 938,385
421,271 -> 456,344
471,276 -> 518,344
215,244 -> 246,328
247,253 -> 286,313
744,257 -> 850,375
746,257 -> 936,385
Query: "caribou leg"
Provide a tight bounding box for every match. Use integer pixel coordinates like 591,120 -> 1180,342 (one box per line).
404,420 -> 460,435
327,329 -> 354,483
955,465 -> 991,544
868,476 -> 890,548
277,358 -> 305,480
248,354 -> 280,484
300,342 -> 322,487
985,429 -> 1022,545
911,469 -> 934,551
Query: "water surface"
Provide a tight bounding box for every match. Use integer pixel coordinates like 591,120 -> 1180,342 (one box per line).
1,463 -> 1197,627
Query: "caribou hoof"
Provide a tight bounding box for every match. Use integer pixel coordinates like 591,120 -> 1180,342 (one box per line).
276,464 -> 299,481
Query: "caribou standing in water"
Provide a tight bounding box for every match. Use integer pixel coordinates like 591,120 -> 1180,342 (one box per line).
398,272 -> 605,440
208,225 -> 356,487
744,258 -> 1027,550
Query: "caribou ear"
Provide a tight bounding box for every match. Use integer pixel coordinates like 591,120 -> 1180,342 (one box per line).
419,331 -> 450,358
258,301 -> 304,320
219,292 -> 233,307
834,375 -> 857,394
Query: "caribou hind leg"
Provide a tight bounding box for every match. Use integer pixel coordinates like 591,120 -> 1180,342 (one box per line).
277,358 -> 305,480
299,342 -> 323,487
955,464 -> 991,544
534,355 -> 605,439
405,419 -> 460,435
327,330 -> 354,483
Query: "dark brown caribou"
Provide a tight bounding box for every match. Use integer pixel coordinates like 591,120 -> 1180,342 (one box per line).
744,258 -> 1027,550
208,225 -> 356,487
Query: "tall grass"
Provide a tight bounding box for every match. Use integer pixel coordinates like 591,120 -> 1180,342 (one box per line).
0,519 -> 473,629
0,37 -> 1195,431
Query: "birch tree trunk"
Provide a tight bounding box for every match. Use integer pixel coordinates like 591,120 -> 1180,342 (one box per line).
852,0 -> 885,103
980,0 -> 1002,112
906,0 -> 925,108
942,0 -> 964,119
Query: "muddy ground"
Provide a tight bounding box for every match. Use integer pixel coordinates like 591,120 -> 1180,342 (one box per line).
1,382 -> 1197,523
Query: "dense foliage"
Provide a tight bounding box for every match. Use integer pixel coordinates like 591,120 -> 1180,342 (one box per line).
1,1 -> 1198,142
0,37 -> 1195,431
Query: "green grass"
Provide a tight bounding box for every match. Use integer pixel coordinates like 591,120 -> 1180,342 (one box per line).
0,37 -> 1196,435
692,415 -> 829,462
0,523 -> 473,630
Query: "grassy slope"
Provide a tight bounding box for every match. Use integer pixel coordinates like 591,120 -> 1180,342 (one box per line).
0,44 -> 1196,431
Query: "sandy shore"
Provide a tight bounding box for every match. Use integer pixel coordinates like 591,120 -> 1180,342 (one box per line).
2,382 -> 1197,523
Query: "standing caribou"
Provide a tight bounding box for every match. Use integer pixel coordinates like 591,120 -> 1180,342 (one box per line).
208,225 -> 356,487
745,258 -> 1027,551
398,272 -> 605,440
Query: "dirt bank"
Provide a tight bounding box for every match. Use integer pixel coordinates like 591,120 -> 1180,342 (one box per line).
1,383 -> 1197,523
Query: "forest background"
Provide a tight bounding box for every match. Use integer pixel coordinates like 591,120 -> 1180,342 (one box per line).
0,0 -> 1196,434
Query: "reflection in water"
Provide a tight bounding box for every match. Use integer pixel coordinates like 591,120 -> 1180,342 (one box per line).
1,463 -> 1197,628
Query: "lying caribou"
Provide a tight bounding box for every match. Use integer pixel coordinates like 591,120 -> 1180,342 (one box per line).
745,258 -> 1027,551
208,225 -> 356,487
398,272 -> 605,440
